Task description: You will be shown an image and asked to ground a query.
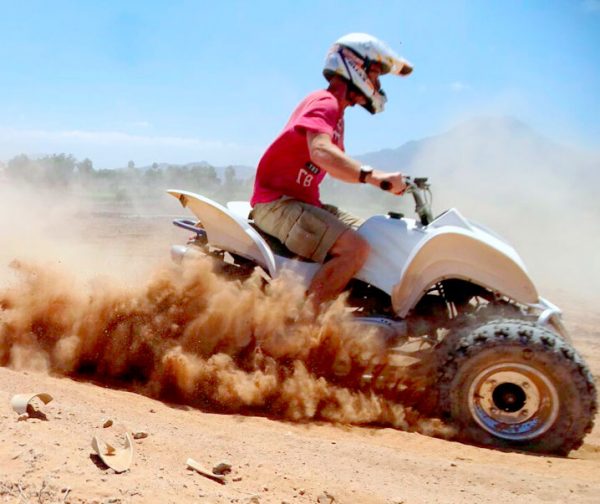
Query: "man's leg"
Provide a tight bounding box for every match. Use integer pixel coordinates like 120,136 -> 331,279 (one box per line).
308,228 -> 370,306
252,198 -> 369,305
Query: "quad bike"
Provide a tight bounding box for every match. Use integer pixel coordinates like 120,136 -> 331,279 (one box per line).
167,178 -> 597,455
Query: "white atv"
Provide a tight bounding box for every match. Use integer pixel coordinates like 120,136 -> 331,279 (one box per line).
168,178 -> 597,455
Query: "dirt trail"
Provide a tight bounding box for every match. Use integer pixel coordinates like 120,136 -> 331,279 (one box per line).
1,353 -> 599,504
1,206 -> 599,503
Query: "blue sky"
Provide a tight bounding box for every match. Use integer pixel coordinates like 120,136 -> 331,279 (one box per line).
0,0 -> 598,168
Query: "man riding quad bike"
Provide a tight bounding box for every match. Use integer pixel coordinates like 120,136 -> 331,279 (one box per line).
168,177 -> 597,455
167,34 -> 596,455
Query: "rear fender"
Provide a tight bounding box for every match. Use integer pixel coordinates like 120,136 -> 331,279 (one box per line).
168,190 -> 277,276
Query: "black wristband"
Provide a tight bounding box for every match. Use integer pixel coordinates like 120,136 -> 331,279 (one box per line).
359,165 -> 373,183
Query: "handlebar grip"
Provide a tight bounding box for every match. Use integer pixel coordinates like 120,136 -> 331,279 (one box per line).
380,181 -> 392,191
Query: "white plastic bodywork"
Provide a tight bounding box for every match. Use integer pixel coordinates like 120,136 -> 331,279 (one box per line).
356,208 -> 538,317
170,191 -> 539,319
168,190 -> 277,277
227,201 -> 252,220
228,199 -> 321,279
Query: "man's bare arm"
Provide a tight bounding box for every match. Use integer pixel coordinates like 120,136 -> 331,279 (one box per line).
306,131 -> 407,194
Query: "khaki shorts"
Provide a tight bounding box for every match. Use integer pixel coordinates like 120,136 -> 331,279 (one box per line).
251,198 -> 363,263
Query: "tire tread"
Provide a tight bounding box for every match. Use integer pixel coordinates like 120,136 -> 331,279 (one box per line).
437,319 -> 597,454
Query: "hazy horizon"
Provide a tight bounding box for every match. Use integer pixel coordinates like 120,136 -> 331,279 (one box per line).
2,114 -> 598,171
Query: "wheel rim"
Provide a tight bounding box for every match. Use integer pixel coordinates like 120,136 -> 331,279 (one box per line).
467,363 -> 559,441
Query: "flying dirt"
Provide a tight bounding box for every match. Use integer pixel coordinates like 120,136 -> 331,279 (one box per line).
0,255 -> 449,435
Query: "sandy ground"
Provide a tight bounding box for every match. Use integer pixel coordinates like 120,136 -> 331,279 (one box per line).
1,206 -> 599,504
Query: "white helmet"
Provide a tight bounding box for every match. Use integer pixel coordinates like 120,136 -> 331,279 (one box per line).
323,33 -> 413,114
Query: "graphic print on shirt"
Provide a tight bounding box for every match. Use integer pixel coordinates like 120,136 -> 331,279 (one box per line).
295,115 -> 344,190
296,162 -> 320,188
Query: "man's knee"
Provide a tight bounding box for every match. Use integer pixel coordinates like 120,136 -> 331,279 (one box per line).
330,229 -> 370,266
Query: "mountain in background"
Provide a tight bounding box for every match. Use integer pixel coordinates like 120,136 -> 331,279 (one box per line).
357,116 -> 599,192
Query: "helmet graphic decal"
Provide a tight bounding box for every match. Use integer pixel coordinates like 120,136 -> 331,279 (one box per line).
323,33 -> 412,114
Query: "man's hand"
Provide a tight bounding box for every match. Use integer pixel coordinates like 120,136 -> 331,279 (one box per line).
367,170 -> 407,195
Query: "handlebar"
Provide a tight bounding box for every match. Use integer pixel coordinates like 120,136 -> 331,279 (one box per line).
380,176 -> 433,226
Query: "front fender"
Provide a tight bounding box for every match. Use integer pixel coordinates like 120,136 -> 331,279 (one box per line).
391,231 -> 538,318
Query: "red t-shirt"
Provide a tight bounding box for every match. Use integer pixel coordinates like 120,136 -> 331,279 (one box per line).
250,90 -> 344,207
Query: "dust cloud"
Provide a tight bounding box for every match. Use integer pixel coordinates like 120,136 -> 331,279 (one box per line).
0,184 -> 168,286
0,184 -> 447,437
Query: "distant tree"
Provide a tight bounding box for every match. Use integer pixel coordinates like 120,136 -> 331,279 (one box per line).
76,158 -> 94,175
39,153 -> 76,186
74,158 -> 94,187
224,166 -> 236,186
206,165 -> 218,184
189,164 -> 220,191
77,157 -> 93,172
127,160 -> 136,170
6,154 -> 36,182
145,162 -> 163,187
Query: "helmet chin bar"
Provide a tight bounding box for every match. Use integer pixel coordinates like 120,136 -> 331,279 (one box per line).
345,84 -> 386,114
339,54 -> 387,114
